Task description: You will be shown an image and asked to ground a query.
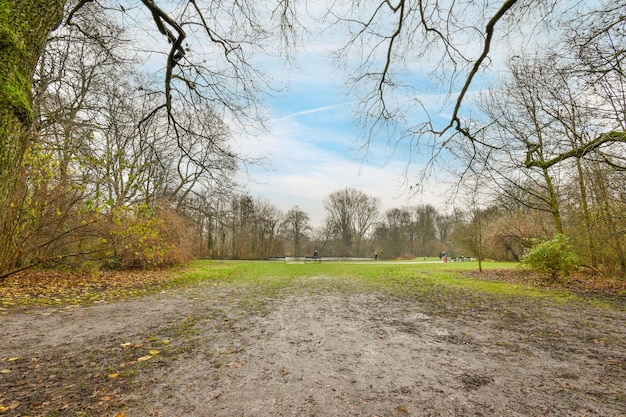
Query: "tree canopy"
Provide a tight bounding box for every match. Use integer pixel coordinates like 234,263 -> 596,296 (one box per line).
0,0 -> 624,277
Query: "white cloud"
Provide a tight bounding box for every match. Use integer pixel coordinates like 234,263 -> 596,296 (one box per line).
233,103 -> 447,226
227,10 -> 457,227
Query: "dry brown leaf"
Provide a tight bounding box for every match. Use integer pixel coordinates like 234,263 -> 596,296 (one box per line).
0,269 -> 173,308
137,355 -> 152,362
558,380 -> 573,389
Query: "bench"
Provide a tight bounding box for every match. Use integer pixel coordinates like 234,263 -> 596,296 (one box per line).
450,256 -> 471,262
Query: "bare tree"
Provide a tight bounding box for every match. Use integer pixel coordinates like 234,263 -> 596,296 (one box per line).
473,57 -> 569,234
5,3 -> 241,274
329,1 -> 547,164
323,188 -> 380,256
249,198 -> 284,259
374,207 -> 412,259
453,14 -> 625,275
281,206 -> 311,256
412,204 -> 438,256
0,0 -> 298,276
327,0 -> 626,196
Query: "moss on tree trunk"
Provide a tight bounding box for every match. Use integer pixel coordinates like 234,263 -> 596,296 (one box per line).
0,0 -> 65,274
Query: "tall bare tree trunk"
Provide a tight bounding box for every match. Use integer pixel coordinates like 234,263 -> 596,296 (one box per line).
0,0 -> 64,275
575,158 -> 596,268
542,167 -> 563,235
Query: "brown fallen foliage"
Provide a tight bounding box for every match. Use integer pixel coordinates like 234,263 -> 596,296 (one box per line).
0,269 -> 174,310
462,269 -> 626,298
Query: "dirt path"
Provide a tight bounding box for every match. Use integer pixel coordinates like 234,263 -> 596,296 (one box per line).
1,276 -> 625,416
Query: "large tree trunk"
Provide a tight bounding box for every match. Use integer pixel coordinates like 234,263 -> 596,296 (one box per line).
0,0 -> 65,275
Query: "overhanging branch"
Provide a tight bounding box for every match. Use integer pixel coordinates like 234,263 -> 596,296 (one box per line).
525,131 -> 626,169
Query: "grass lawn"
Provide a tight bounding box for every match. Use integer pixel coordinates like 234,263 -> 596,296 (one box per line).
1,259 -> 624,312
169,259 -> 624,314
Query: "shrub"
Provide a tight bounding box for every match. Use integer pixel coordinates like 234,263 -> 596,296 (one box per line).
109,204 -> 195,268
521,234 -> 580,282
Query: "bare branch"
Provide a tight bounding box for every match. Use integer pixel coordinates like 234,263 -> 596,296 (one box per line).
65,0 -> 95,24
447,0 -> 519,137
139,0 -> 187,116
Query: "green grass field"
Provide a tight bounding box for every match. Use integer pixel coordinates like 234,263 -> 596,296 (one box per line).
171,259 -> 580,306
163,259 -> 626,324
4,259 -> 622,311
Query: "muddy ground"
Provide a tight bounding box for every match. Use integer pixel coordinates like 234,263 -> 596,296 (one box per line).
1,275 -> 625,416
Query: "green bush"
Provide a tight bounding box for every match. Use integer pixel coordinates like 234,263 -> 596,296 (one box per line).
521,234 -> 579,282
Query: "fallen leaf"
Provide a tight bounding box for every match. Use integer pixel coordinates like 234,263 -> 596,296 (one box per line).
99,395 -> 111,402
396,405 -> 408,413
0,405 -> 9,413
137,355 -> 152,362
120,342 -> 131,348
113,413 -> 127,417
0,369 -> 10,374
558,380 -> 573,389
108,373 -> 119,379
226,362 -> 243,368
8,357 -> 19,362
149,349 -> 160,356
161,339 -> 170,345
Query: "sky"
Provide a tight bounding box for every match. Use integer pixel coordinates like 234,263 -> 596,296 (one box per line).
222,0 -> 534,227
232,40 -> 453,227
116,0 -> 595,228
122,0 -> 520,227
